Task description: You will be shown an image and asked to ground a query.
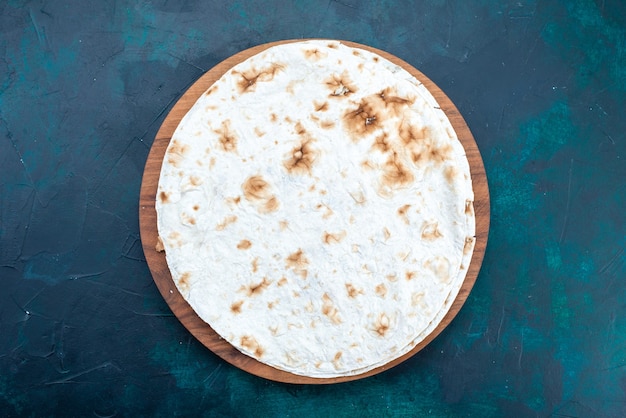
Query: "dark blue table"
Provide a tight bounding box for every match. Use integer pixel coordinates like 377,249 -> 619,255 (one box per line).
2,1 -> 625,416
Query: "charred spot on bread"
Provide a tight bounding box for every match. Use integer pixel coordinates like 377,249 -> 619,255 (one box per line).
233,63 -> 285,94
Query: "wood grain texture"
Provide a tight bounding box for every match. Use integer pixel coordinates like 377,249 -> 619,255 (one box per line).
139,39 -> 490,384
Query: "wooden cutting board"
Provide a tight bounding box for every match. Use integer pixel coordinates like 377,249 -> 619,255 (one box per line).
139,39 -> 490,384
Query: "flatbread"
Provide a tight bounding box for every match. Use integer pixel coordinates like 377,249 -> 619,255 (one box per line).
156,40 -> 475,378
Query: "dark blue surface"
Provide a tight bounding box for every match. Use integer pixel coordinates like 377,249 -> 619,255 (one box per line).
1,1 -> 626,416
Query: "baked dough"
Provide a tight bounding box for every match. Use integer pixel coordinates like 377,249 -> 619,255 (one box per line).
156,40 -> 475,377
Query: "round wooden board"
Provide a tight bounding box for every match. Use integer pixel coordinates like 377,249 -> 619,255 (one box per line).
139,39 -> 490,384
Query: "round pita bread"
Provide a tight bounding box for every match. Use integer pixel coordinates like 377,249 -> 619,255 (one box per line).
156,40 -> 475,377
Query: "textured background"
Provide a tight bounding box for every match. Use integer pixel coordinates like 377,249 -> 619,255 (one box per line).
1,0 -> 626,416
